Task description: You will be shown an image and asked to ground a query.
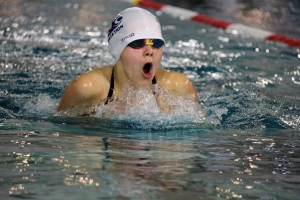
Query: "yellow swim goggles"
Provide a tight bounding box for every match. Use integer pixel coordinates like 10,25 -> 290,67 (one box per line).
128,39 -> 164,49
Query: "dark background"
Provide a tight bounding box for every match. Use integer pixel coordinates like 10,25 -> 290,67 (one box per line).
155,0 -> 300,40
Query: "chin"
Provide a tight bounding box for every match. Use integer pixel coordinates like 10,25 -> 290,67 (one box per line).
137,79 -> 153,87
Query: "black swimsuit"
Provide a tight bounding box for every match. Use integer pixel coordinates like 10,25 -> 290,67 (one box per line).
104,68 -> 157,105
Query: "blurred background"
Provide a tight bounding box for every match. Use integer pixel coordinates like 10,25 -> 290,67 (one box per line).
1,0 -> 299,39
155,0 -> 300,40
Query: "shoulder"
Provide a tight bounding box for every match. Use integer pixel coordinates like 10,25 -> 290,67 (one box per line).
66,66 -> 112,98
57,66 -> 113,111
156,68 -> 198,101
156,68 -> 194,89
71,66 -> 112,87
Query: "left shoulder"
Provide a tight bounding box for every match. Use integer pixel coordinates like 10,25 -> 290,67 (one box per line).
156,68 -> 194,87
166,69 -> 190,82
156,68 -> 198,101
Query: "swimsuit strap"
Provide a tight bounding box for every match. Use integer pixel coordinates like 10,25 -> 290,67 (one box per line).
104,68 -> 157,105
104,68 -> 115,105
152,76 -> 157,84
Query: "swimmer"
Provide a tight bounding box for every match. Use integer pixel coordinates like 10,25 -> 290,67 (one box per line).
57,7 -> 200,113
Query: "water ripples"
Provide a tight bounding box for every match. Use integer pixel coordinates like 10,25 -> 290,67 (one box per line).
1,0 -> 300,199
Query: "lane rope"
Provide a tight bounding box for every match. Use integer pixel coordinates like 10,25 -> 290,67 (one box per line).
123,0 -> 300,48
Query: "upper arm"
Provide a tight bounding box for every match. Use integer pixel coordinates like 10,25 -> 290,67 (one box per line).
57,79 -> 86,112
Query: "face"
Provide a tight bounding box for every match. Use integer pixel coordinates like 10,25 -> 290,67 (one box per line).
119,39 -> 163,87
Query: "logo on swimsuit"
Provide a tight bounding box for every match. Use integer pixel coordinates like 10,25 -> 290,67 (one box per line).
108,15 -> 123,42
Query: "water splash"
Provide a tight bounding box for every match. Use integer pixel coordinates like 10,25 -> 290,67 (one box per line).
56,83 -> 212,130
20,94 -> 58,116
96,83 -> 208,129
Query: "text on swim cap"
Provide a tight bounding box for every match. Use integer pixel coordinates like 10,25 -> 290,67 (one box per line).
121,33 -> 135,43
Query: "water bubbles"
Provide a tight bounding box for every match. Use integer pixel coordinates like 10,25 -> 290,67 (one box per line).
20,94 -> 58,116
57,83 -> 209,130
65,3 -> 79,9
95,83 -> 207,129
218,36 -> 230,43
65,3 -> 72,9
73,4 -> 79,9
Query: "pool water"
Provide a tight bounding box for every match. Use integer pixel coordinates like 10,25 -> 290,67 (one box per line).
1,0 -> 300,199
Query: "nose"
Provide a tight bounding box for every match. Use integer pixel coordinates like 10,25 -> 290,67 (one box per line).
144,44 -> 153,57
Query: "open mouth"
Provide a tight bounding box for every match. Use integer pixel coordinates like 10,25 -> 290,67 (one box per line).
143,62 -> 152,75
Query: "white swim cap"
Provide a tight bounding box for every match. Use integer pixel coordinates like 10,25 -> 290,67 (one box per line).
108,7 -> 164,60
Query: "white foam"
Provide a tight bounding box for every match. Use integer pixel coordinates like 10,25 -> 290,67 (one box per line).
21,94 -> 58,116
95,83 -> 207,126
55,83 -> 221,129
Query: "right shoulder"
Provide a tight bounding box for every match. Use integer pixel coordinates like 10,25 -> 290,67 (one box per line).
57,66 -> 113,111
72,66 -> 113,86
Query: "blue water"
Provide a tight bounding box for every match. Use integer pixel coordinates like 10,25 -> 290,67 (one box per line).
1,0 -> 300,199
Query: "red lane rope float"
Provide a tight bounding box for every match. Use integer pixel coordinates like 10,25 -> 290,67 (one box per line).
191,14 -> 232,29
137,0 -> 164,9
266,34 -> 300,48
123,0 -> 300,48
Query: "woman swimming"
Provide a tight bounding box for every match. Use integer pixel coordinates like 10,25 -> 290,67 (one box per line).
57,7 -> 199,113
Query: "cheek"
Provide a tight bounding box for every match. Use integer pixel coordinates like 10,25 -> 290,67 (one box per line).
120,48 -> 142,77
121,48 -> 141,65
122,47 -> 140,58
125,56 -> 140,73
154,50 -> 163,64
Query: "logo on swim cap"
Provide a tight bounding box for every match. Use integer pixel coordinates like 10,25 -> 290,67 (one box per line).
108,15 -> 123,42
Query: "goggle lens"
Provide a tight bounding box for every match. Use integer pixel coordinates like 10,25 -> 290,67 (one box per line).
128,39 -> 164,49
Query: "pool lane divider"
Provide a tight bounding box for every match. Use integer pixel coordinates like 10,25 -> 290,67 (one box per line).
123,0 -> 300,48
